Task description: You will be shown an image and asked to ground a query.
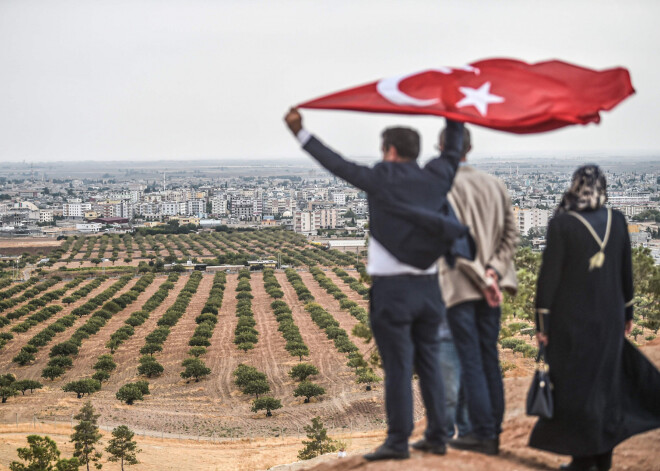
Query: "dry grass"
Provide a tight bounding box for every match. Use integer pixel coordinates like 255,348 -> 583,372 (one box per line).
0,422 -> 384,471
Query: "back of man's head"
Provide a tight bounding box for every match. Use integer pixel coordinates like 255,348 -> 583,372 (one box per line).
381,127 -> 420,160
439,125 -> 472,158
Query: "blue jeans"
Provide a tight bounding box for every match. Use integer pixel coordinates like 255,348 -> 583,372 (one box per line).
447,300 -> 504,440
439,339 -> 471,438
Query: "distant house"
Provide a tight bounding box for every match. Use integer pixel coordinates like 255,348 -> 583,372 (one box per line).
76,223 -> 103,233
90,217 -> 129,225
247,260 -> 277,269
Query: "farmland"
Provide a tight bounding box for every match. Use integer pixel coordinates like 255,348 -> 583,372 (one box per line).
0,229 -> 658,471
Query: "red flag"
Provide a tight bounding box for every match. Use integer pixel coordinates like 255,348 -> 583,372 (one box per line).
298,59 -> 635,134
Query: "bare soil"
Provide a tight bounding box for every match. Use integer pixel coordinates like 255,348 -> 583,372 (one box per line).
0,239 -> 62,256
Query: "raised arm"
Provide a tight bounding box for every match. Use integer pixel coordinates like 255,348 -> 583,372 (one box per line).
284,108 -> 381,194
424,119 -> 465,195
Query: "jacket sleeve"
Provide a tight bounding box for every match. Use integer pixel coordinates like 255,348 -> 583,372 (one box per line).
621,213 -> 634,321
535,216 -> 565,333
302,135 -> 381,195
486,181 -> 519,278
423,120 -> 464,195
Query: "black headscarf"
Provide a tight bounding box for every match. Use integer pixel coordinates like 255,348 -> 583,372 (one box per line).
556,165 -> 608,216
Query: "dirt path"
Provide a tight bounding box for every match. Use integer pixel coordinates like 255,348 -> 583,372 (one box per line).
275,272 -> 352,391
248,274 -> 293,400
205,273 -> 240,400
109,274 -> 191,385
151,273 -> 215,387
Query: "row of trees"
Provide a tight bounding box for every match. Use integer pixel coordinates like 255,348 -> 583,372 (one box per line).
263,270 -> 310,361
10,305 -> 63,335
4,277 -> 83,326
71,276 -> 133,318
179,272 -> 227,381
62,276 -> 108,305
0,277 -> 39,303
107,273 -> 179,355
42,275 -> 155,381
298,270 -> 381,390
0,277 -> 61,316
114,273 -> 180,378
0,374 -> 42,403
310,267 -> 370,338
233,364 -> 282,416
333,267 -> 370,299
284,269 -> 314,302
137,272 -> 202,378
12,276 -> 133,370
304,303 -> 359,355
234,269 -> 258,352
0,331 -> 12,350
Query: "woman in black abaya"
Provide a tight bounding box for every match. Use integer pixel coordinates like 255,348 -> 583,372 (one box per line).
530,165 -> 660,471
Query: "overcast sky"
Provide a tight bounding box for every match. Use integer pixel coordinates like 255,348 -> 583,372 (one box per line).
1,0 -> 659,163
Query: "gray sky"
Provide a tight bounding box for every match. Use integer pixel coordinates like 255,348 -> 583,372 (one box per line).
1,0 -> 659,163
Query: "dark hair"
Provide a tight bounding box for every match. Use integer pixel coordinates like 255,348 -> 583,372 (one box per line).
439,126 -> 471,157
381,127 -> 420,160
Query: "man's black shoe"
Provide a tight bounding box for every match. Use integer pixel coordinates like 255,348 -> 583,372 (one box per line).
448,434 -> 498,456
363,444 -> 410,461
410,438 -> 446,455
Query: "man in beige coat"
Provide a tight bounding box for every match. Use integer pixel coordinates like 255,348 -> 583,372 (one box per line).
437,126 -> 518,456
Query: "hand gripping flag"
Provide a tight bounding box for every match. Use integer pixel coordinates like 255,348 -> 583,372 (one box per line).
298,58 -> 634,134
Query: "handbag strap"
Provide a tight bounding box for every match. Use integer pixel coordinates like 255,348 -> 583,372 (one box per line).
535,343 -> 548,370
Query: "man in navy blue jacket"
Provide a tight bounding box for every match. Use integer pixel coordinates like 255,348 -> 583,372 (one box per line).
284,108 -> 467,461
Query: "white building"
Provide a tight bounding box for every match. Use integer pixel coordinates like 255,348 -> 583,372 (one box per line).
137,203 -> 156,217
159,202 -> 180,216
210,197 -> 228,216
293,209 -> 338,235
76,223 -> 103,233
120,201 -> 134,219
333,192 -> 346,206
63,200 -> 92,218
39,210 -> 53,223
187,199 -> 206,216
609,194 -> 651,205
516,208 -> 549,236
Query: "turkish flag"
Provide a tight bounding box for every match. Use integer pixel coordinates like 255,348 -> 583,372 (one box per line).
298,59 -> 635,134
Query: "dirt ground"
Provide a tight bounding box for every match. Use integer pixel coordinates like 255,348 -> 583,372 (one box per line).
299,339 -> 660,471
0,423 -> 385,471
0,271 -> 658,471
0,239 -> 63,256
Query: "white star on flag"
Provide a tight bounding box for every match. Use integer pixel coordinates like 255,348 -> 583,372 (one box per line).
456,81 -> 505,116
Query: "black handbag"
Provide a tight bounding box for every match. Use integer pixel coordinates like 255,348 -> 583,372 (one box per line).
526,343 -> 554,419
